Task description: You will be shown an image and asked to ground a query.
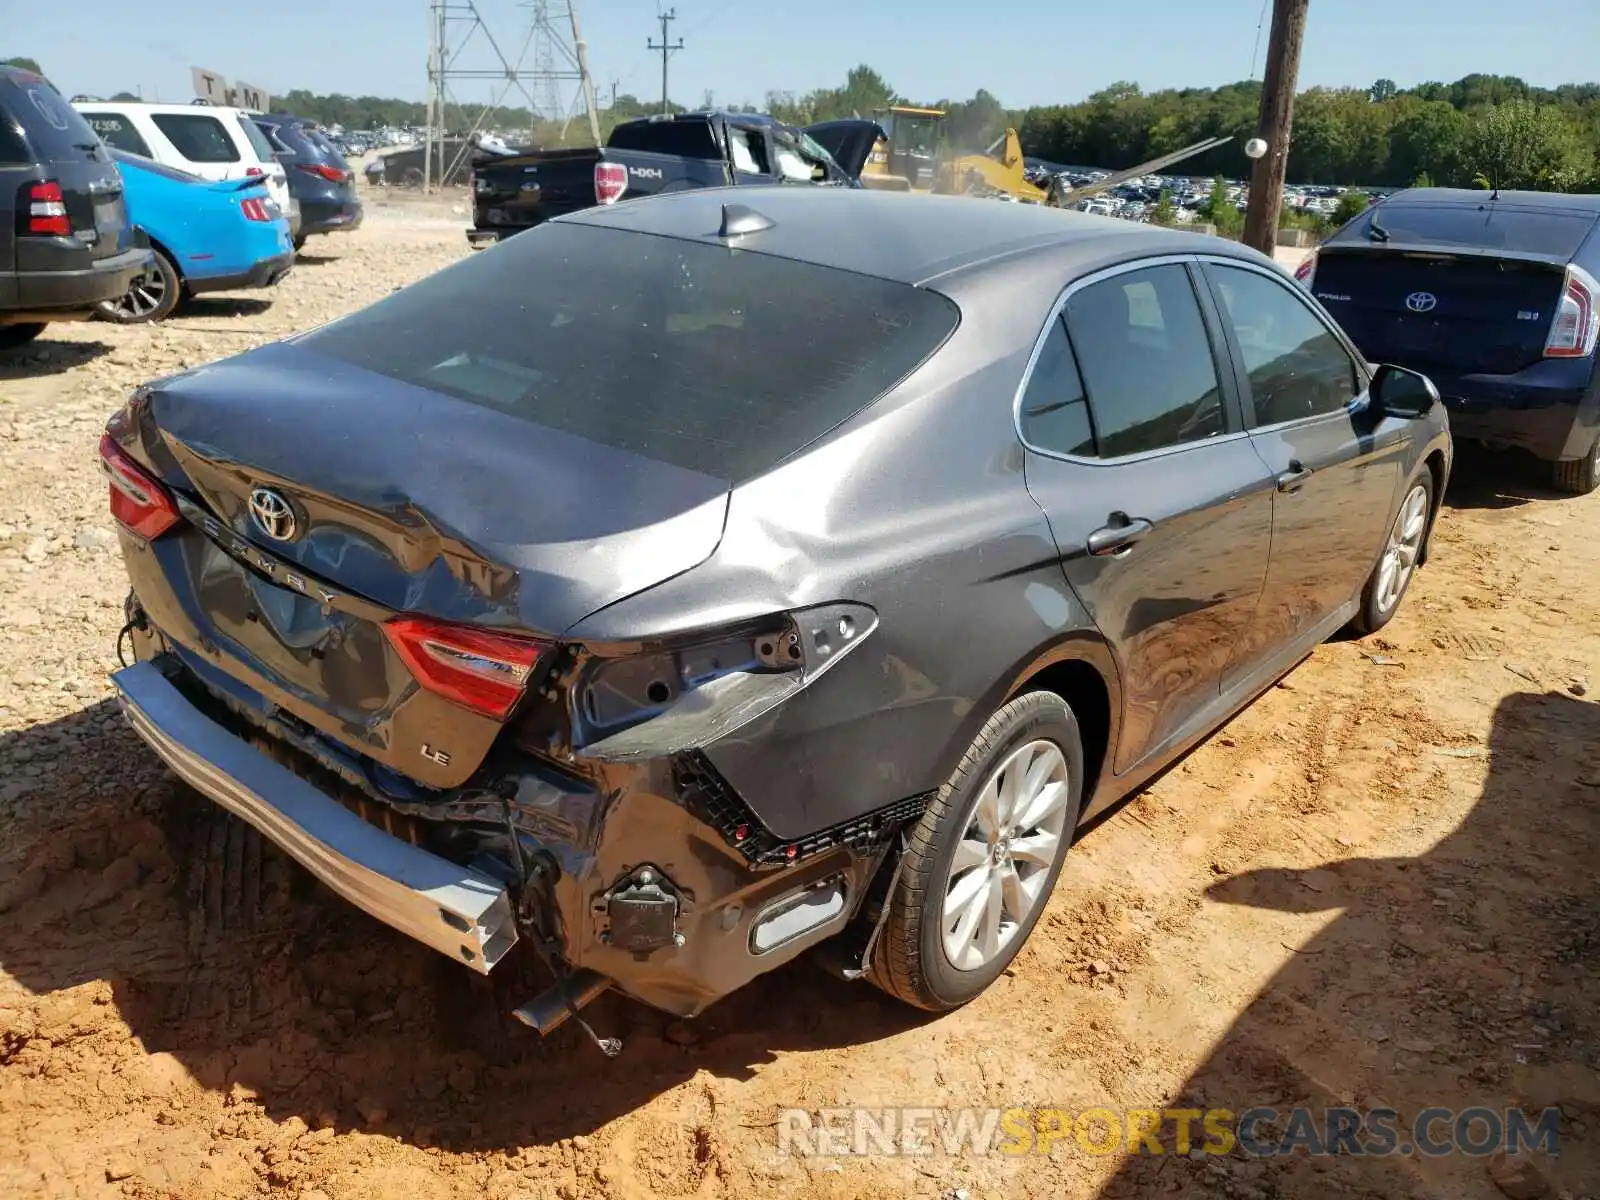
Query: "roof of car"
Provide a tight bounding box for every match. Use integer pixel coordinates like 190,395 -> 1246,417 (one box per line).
1382,187 -> 1600,216
561,185 -> 1258,286
70,100 -> 262,118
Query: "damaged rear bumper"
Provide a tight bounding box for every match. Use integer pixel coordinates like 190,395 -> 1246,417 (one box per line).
113,660 -> 519,973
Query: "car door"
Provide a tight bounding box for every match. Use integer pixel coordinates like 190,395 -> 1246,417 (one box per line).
1197,257 -> 1410,687
1020,258 -> 1276,774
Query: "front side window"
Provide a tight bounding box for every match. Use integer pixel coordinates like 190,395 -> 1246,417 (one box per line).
1064,263 -> 1226,458
79,111 -> 152,157
1208,263 -> 1359,426
150,113 -> 239,163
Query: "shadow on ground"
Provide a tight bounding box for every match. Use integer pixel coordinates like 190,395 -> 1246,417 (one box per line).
0,335 -> 111,379
173,296 -> 275,321
0,700 -> 925,1152
1442,442 -> 1574,511
1099,689 -> 1600,1198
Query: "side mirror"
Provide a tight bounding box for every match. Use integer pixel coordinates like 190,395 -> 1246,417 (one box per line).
1371,363 -> 1439,419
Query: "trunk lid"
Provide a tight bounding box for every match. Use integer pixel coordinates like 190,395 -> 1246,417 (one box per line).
126,340 -> 730,787
1312,247 -> 1569,377
802,119 -> 887,179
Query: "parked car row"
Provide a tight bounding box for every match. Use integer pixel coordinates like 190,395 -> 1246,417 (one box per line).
1,67 -> 363,346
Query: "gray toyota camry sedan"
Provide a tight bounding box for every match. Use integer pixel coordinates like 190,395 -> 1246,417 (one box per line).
101,186 -> 1451,1039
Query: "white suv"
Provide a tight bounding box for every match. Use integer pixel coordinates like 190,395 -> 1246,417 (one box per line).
73,101 -> 299,240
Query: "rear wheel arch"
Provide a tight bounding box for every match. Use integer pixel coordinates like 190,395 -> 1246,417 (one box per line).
998,635 -> 1120,812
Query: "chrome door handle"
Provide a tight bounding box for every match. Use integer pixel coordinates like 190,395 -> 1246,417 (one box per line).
1087,518 -> 1154,557
1276,462 -> 1313,493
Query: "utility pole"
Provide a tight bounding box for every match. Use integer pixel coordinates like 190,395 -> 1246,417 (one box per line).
1242,0 -> 1309,258
647,9 -> 683,115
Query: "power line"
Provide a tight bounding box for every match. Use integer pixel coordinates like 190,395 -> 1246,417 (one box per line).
646,8 -> 684,114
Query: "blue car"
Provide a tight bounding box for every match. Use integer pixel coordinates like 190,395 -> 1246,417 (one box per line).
98,148 -> 295,324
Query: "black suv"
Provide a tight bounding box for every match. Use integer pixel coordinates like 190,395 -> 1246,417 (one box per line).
252,113 -> 362,251
0,66 -> 150,350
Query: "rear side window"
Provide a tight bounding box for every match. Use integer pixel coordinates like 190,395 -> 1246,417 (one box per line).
234,114 -> 276,162
300,221 -> 960,483
110,147 -> 201,183
1333,201 -> 1598,260
0,77 -> 103,161
1018,317 -> 1095,457
0,109 -> 27,164
151,113 -> 239,163
80,111 -> 153,157
607,119 -> 719,159
1064,264 -> 1226,458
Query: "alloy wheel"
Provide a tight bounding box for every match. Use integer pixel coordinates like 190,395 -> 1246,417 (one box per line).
1375,482 -> 1429,615
941,738 -> 1071,971
108,263 -> 169,322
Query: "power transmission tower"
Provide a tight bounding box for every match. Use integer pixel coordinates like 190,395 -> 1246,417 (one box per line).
1242,0 -> 1310,257
424,0 -> 600,193
647,9 -> 684,115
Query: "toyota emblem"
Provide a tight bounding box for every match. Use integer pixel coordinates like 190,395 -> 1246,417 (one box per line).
248,487 -> 299,542
1405,291 -> 1438,313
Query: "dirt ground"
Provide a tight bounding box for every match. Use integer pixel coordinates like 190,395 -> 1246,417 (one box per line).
0,191 -> 1596,1200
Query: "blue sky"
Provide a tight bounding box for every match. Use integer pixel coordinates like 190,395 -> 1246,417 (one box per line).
21,0 -> 1598,112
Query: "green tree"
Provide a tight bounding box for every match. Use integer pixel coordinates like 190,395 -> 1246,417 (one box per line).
1461,99 -> 1592,191
1332,190 -> 1370,224
1412,169 -> 1434,187
1370,78 -> 1398,103
2,56 -> 42,73
1202,175 -> 1243,235
1150,187 -> 1177,226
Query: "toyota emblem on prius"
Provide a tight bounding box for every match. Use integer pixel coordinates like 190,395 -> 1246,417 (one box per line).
248,488 -> 299,541
1405,291 -> 1438,313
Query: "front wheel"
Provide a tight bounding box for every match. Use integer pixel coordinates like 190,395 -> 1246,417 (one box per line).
1552,437 -> 1599,496
97,249 -> 179,324
1351,471 -> 1434,635
868,691 -> 1083,1011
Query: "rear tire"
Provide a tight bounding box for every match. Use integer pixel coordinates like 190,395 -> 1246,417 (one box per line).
1351,471 -> 1434,635
868,691 -> 1083,1011
1552,438 -> 1599,496
0,323 -> 46,351
293,233 -> 308,252
97,249 -> 179,324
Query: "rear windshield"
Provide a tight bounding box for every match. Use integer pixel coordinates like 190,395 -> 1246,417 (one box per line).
607,119 -> 719,160
111,147 -> 201,183
299,221 -> 959,482
1332,201 -> 1598,260
0,76 -> 104,162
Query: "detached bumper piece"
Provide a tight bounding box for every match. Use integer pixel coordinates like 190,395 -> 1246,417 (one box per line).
112,661 -> 518,973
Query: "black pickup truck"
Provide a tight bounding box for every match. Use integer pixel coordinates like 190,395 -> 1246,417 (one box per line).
467,111 -> 881,246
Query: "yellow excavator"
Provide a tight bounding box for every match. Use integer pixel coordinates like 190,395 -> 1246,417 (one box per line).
855,104 -> 1230,208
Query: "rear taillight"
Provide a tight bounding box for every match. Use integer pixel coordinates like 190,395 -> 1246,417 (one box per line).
239,197 -> 272,222
21,180 -> 71,237
297,163 -> 347,183
98,434 -> 180,540
1293,251 -> 1316,288
1545,264 -> 1599,359
245,166 -> 264,177
383,617 -> 548,719
594,161 -> 628,206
